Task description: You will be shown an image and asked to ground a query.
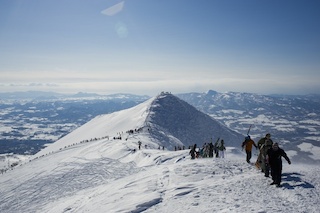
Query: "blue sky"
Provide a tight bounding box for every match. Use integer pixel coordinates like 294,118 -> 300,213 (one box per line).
1,0 -> 319,96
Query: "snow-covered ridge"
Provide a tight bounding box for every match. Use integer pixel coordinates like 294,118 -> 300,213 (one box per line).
34,93 -> 243,159
33,96 -> 156,158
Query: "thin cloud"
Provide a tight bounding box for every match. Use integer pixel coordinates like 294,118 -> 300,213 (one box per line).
101,2 -> 125,16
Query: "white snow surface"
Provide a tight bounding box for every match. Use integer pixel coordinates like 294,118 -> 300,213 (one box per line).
1,95 -> 320,213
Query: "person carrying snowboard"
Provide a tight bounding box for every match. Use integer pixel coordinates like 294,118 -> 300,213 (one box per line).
242,135 -> 257,163
257,133 -> 273,177
266,143 -> 291,187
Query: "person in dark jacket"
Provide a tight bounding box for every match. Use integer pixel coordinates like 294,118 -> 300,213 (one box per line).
189,144 -> 197,159
266,143 -> 291,187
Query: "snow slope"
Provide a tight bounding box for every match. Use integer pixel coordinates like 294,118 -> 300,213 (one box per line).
1,138 -> 319,213
1,93 -> 319,212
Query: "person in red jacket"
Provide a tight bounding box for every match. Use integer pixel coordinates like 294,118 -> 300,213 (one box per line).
267,143 -> 291,187
242,135 -> 257,163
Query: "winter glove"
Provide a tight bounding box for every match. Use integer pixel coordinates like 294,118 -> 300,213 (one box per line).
288,160 -> 291,165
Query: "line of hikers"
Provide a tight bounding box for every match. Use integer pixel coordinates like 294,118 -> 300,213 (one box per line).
189,139 -> 226,159
242,133 -> 291,187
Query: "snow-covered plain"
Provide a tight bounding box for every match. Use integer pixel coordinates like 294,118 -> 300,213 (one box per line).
1,94 -> 319,213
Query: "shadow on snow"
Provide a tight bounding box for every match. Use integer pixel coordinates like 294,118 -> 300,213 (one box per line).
281,172 -> 315,189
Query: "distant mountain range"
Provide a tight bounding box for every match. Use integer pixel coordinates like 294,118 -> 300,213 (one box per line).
0,91 -> 149,101
0,90 -> 319,163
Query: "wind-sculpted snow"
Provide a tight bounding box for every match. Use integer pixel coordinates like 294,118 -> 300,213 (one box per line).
0,146 -> 142,213
1,137 -> 319,213
142,157 -> 319,213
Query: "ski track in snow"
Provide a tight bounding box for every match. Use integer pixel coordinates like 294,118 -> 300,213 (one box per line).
142,158 -> 320,213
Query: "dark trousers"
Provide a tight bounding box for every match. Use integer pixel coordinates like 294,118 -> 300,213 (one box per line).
270,164 -> 282,184
190,153 -> 195,159
265,163 -> 270,177
246,150 -> 252,163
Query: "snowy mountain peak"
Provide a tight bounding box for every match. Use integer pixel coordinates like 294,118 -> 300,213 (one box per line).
34,93 -> 243,158
147,92 -> 243,149
205,89 -> 218,96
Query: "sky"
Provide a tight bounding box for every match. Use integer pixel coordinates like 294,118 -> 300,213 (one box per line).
1,94 -> 319,212
1,0 -> 320,96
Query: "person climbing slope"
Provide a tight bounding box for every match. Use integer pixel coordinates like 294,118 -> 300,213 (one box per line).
242,135 -> 257,163
267,143 -> 291,187
257,133 -> 273,177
